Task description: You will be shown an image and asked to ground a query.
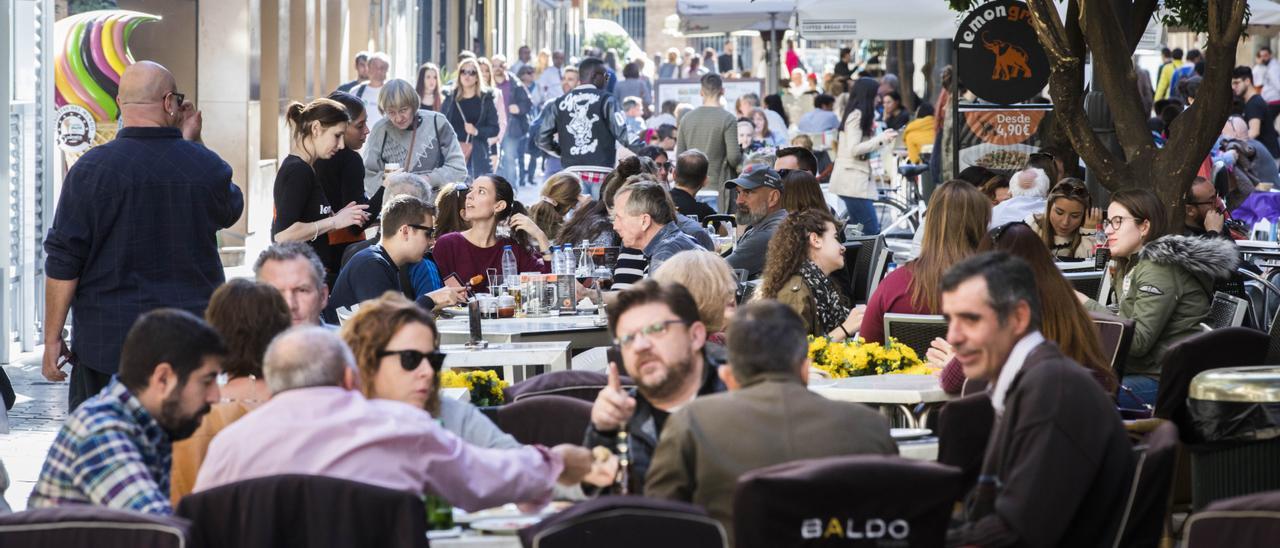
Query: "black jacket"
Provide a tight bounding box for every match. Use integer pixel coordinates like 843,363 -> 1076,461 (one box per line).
537,84 -> 641,168
498,74 -> 534,135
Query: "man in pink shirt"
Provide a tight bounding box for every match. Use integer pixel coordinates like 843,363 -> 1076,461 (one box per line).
194,326 -> 595,511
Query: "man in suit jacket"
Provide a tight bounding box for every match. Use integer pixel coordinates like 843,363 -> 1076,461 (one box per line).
941,252 -> 1134,547
645,300 -> 896,543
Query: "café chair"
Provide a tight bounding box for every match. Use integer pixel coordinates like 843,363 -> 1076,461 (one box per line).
519,495 -> 727,548
1064,270 -> 1105,302
1266,305 -> 1280,363
0,506 -> 190,548
882,313 -> 948,359
839,235 -> 886,305
1206,291 -> 1249,329
1154,327 -> 1268,428
1183,490 -> 1280,547
504,370 -> 635,403
936,393 -> 994,496
570,347 -> 610,373
733,455 -> 963,548
1091,312 -> 1135,384
176,474 -> 426,548
1112,420 -> 1180,548
491,395 -> 593,447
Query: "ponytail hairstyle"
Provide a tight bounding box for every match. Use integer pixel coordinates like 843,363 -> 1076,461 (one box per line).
529,172 -> 582,242
285,98 -> 350,160
483,174 -> 533,250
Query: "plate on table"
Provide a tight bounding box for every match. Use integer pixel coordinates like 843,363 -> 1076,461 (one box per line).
469,516 -> 543,535
890,428 -> 933,441
454,503 -> 522,524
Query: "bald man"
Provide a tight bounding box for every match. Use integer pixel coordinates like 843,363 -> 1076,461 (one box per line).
43,60 -> 244,410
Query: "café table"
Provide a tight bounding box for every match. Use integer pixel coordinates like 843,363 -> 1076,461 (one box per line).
431,535 -> 520,548
809,374 -> 951,428
442,341 -> 571,383
436,314 -> 611,351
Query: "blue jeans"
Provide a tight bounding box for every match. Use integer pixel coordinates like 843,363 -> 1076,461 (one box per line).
1118,374 -> 1159,410
499,133 -> 526,184
840,196 -> 881,235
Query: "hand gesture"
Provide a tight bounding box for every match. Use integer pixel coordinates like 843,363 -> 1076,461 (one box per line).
1204,209 -> 1226,233
590,362 -> 636,432
881,129 -> 899,143
925,337 -> 954,370
508,213 -> 549,249
839,305 -> 866,340
427,286 -> 469,308
550,444 -> 594,485
333,202 -> 370,230
464,122 -> 479,136
42,337 -> 72,382
584,448 -> 621,487
179,101 -> 203,142
1085,207 -> 1103,229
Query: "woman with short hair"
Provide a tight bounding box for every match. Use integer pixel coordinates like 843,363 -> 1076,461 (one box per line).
363,78 -> 468,193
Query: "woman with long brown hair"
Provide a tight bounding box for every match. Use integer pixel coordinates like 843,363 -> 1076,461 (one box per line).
1028,178 -> 1099,260
415,62 -> 444,111
528,172 -> 583,243
860,180 -> 991,343
758,209 -> 864,340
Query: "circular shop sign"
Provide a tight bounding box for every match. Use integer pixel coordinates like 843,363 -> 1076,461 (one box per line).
955,0 -> 1050,105
55,104 -> 97,153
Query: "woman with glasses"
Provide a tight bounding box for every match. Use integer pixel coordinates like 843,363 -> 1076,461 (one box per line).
1027,178 -> 1101,260
1082,189 -> 1238,409
433,175 -> 551,294
442,57 -> 501,179
637,145 -> 670,184
363,78 -> 468,192
758,209 -> 865,340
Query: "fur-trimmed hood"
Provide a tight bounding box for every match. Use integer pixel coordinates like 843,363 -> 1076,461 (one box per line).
1138,235 -> 1239,281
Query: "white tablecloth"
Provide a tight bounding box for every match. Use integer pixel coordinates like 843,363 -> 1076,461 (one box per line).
808,374 -> 949,405
442,341 -> 571,383
436,315 -> 611,350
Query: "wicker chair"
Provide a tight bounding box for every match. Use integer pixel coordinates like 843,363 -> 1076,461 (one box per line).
1205,291 -> 1249,330
883,313 -> 949,359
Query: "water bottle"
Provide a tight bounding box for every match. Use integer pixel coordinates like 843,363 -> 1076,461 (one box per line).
558,244 -> 575,311
562,243 -> 575,274
1093,222 -> 1109,270
501,245 -> 518,287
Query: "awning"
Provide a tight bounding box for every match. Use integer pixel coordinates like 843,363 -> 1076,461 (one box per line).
793,0 -> 959,40
676,0 -> 795,35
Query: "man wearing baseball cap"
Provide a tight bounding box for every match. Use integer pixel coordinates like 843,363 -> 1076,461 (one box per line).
725,164 -> 788,279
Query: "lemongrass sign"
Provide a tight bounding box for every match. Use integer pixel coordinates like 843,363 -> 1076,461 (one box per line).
955,0 -> 1049,105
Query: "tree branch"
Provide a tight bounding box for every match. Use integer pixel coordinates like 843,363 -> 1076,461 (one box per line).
1075,0 -> 1156,163
1127,0 -> 1159,52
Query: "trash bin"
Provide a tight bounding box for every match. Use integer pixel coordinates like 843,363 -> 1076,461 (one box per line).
1187,366 -> 1280,509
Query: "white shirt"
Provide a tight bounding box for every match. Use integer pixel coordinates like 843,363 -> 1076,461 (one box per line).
989,196 -> 1046,229
1260,59 -> 1280,103
359,82 -> 385,129
991,331 -> 1046,416
536,66 -> 564,105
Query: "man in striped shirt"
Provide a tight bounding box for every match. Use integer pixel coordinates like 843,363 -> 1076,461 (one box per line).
28,309 -> 225,515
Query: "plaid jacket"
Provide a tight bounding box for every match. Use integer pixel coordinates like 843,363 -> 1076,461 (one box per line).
28,377 -> 173,515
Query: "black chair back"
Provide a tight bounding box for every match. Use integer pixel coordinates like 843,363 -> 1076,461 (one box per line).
504,370 -> 635,403
733,455 -> 964,548
841,235 -> 884,305
176,474 -> 427,548
1091,312 -> 1135,384
936,393 -> 994,496
492,395 -> 593,447
0,506 -> 190,548
1184,489 -> 1280,547
1207,291 -> 1249,329
882,314 -> 948,359
520,495 -> 727,548
1112,420 -> 1180,548
1154,327 -> 1268,438
1266,305 -> 1280,364
1065,270 -> 1104,301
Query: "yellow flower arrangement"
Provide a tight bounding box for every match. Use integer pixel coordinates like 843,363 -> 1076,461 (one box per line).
807,336 -> 929,378
440,369 -> 508,407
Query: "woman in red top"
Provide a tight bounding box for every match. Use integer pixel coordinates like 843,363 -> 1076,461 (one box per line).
433,175 -> 550,293
859,181 -> 990,343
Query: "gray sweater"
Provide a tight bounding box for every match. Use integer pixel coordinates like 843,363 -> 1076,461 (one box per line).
363,109 -> 468,193
677,106 -> 742,191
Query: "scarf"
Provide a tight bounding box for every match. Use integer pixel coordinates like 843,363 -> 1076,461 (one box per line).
800,260 -> 850,335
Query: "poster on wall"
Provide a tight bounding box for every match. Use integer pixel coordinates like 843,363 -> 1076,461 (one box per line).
956,103 -> 1053,173
654,79 -> 764,114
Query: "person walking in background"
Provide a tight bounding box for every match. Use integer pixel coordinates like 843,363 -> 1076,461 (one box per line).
353,52 -> 391,128
829,77 -> 898,235
443,57 -> 501,179
336,51 -> 370,93
537,58 -> 641,190
492,54 -> 533,188
509,45 -> 533,77
536,50 -> 566,105
364,79 -> 468,191
415,63 -> 444,112
718,41 -> 742,74
677,73 -> 742,213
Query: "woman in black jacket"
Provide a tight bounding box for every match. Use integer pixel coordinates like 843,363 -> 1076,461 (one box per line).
441,57 -> 501,179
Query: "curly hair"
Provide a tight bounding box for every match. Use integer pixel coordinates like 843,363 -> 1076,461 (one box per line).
529,172 -> 582,241
759,209 -> 838,300
339,291 -> 442,415
205,278 -> 291,379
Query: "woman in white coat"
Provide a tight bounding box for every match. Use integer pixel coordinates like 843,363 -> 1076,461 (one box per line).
828,77 -> 898,235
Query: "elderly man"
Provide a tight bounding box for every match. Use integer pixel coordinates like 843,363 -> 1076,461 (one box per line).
43,60 -> 243,410
989,167 -> 1050,228
942,252 -> 1133,547
613,181 -> 701,276
194,326 -> 594,511
726,165 -> 788,279
353,51 -> 391,127
646,301 -> 895,542
335,51 -> 371,93
255,243 -> 331,327
586,281 -> 727,494
31,310 -> 225,515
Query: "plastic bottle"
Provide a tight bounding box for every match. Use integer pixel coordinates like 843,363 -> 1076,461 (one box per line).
500,245 -> 518,286
562,243 -> 575,274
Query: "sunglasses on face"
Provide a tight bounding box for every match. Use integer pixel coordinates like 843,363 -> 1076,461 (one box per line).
377,349 -> 447,372
408,224 -> 436,237
990,221 -> 1028,243
460,70 -> 478,76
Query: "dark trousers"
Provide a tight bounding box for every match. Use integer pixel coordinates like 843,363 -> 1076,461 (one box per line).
69,365 -> 112,412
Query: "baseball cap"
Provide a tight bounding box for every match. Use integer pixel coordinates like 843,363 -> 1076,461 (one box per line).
725,164 -> 783,191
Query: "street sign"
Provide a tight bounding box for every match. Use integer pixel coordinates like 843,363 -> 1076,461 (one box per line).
955,0 -> 1050,105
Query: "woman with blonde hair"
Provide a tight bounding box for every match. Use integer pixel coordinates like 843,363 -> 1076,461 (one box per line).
759,209 -> 864,340
442,57 -> 500,178
476,57 -> 508,170
527,172 -> 583,242
415,62 -> 444,111
652,250 -> 738,343
860,180 -> 991,343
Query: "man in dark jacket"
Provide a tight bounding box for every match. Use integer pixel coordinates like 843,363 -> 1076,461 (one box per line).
537,57 -> 642,187
942,252 -> 1133,547
585,280 -> 726,494
492,55 -> 533,187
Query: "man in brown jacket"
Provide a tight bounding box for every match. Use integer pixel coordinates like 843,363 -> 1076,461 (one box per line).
644,300 -> 896,542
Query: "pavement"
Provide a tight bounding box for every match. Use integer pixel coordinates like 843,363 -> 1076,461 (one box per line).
2,350 -> 65,512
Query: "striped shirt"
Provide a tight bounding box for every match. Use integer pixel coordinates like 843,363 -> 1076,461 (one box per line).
29,377 -> 173,515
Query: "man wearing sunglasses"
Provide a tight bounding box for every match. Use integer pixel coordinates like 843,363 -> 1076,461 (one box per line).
327,195 -> 466,320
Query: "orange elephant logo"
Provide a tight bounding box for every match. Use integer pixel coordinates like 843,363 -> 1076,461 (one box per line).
982,32 -> 1033,80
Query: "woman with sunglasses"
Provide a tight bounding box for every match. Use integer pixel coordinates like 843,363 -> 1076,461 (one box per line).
433,175 -> 551,294
1081,189 -> 1238,409
1028,178 -> 1102,260
442,57 -> 501,179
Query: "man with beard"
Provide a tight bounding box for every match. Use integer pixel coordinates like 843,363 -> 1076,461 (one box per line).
725,164 -> 788,279
585,280 -> 727,494
29,309 -> 225,515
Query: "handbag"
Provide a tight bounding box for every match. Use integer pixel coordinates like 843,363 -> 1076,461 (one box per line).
456,97 -> 475,162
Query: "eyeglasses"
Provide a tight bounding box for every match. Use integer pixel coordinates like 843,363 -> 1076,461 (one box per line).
460,70 -> 478,76
1102,216 -> 1138,231
990,221 -> 1028,243
453,183 -> 470,194
613,319 -> 689,349
377,349 -> 447,372
165,90 -> 186,107
1029,151 -> 1055,162
408,224 -> 435,237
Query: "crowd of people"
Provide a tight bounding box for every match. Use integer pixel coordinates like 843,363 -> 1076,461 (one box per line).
21,36 -> 1274,547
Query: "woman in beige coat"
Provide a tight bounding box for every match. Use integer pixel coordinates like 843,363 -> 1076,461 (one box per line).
829,77 -> 898,235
